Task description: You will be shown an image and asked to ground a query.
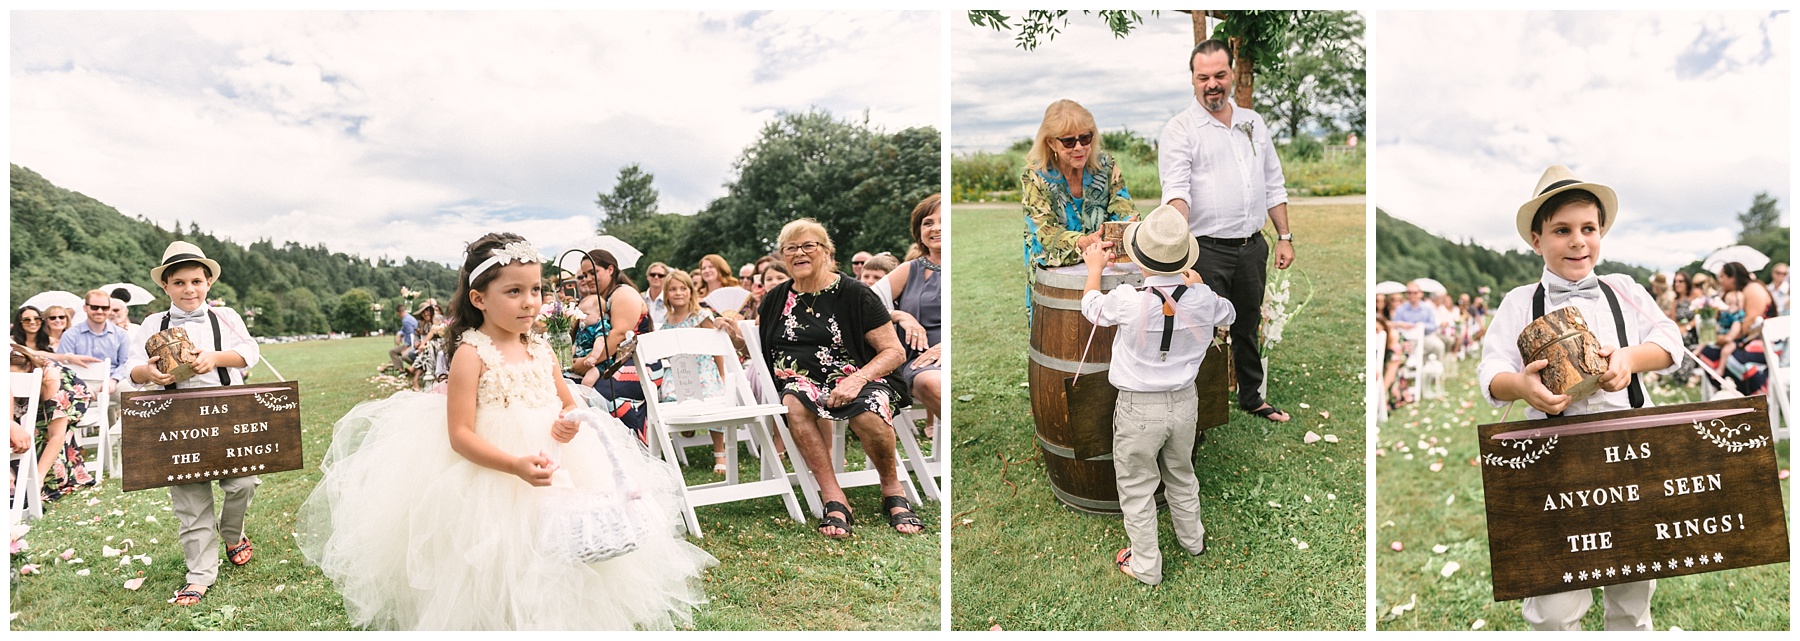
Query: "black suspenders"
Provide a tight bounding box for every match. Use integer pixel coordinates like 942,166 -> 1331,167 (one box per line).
1531,283 -> 1643,410
1149,285 -> 1188,361
160,310 -> 235,389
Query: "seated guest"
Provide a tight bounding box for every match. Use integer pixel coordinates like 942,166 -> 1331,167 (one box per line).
41,305 -> 74,351
860,253 -> 898,288
697,254 -> 751,317
10,345 -> 95,499
722,218 -> 919,538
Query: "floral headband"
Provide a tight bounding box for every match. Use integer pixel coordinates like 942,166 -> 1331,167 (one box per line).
469,241 -> 545,285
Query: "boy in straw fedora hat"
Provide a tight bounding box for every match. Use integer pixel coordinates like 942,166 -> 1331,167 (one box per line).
1079,204 -> 1235,586
1477,165 -> 1681,630
123,240 -> 263,607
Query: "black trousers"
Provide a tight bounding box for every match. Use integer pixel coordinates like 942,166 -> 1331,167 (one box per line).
1191,233 -> 1269,410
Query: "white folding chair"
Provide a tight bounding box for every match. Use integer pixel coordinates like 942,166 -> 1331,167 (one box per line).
1397,326 -> 1426,402
635,327 -> 803,538
737,320 -> 823,517
11,369 -> 46,524
661,338 -> 761,468
891,405 -> 940,500
65,361 -> 113,483
1760,316 -> 1790,441
1373,329 -> 1389,423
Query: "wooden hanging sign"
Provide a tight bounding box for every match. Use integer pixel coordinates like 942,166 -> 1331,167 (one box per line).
119,381 -> 304,492
1477,395 -> 1788,601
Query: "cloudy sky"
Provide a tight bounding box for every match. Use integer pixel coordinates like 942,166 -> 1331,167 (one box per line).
1378,11 -> 1789,271
11,11 -> 941,266
952,12 -> 1204,154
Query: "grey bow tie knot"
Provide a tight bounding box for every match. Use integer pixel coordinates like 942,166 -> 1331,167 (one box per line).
1547,277 -> 1601,306
168,308 -> 209,326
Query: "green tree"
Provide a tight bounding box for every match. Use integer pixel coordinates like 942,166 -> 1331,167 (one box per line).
966,10 -> 1148,50
595,163 -> 660,233
673,110 -> 939,268
331,288 -> 379,336
1256,11 -> 1365,142
1737,191 -> 1783,241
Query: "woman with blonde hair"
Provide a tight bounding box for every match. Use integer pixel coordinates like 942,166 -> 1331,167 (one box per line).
696,253 -> 751,317
1021,99 -> 1137,273
41,305 -> 74,351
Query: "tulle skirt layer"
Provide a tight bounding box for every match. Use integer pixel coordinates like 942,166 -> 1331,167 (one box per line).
298,391 -> 716,630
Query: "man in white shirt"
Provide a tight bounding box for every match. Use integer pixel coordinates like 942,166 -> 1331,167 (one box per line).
643,261 -> 670,326
1159,38 -> 1294,423
1769,262 -> 1788,316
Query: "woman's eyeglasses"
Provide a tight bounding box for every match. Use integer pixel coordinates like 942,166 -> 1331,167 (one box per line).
647,272 -> 667,279
781,241 -> 825,256
1055,132 -> 1095,149
20,317 -> 41,324
46,315 -> 69,321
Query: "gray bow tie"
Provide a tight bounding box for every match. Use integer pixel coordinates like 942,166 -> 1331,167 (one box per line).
1546,277 -> 1601,307
168,307 -> 209,326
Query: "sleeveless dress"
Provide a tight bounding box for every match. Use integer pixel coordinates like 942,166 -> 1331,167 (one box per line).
894,257 -> 942,387
298,330 -> 715,630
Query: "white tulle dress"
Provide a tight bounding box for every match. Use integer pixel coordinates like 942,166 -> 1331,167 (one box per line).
299,330 -> 716,630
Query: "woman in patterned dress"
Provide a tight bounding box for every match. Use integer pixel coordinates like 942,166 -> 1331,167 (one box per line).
9,345 -> 94,500
1020,99 -> 1138,313
724,219 -> 920,538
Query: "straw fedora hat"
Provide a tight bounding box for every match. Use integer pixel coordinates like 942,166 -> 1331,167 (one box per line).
1515,164 -> 1619,246
1124,204 -> 1201,277
149,240 -> 222,283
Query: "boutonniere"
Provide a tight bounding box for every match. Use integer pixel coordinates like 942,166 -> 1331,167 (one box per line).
1234,122 -> 1256,155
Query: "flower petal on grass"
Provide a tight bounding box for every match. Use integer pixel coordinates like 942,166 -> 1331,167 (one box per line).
1304,431 -> 1322,444
1432,544 -> 1449,554
60,548 -> 75,560
19,564 -> 39,575
1440,561 -> 1461,577
1320,411 -> 1330,419
76,568 -> 91,576
1389,594 -> 1416,617
103,545 -> 123,557
1429,462 -> 1443,472
1390,541 -> 1403,552
1323,434 -> 1339,443
956,395 -> 975,402
123,577 -> 145,591
274,584 -> 285,592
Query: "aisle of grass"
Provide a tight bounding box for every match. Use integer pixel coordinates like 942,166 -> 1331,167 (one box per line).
948,202 -> 1367,630
10,336 -> 937,630
1374,370 -> 1790,631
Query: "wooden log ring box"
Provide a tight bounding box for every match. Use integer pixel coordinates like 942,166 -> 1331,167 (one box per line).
145,327 -> 201,384
1516,306 -> 1608,400
1101,221 -> 1131,263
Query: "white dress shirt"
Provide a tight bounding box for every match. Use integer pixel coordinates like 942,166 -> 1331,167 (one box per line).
645,290 -> 667,327
1478,270 -> 1683,419
1081,274 -> 1236,393
1158,98 -> 1289,239
125,305 -> 261,390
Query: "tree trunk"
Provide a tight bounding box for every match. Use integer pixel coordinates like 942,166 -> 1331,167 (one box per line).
1516,307 -> 1608,400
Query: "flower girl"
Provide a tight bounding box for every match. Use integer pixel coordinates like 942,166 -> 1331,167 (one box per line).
299,232 -> 714,630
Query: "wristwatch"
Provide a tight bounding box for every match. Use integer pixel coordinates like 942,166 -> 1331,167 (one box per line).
1277,233 -> 1294,243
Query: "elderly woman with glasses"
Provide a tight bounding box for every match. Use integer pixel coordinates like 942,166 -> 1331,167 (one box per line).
722,218 -> 920,539
1021,99 -> 1138,276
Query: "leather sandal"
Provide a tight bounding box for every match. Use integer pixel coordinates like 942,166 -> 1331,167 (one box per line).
882,495 -> 923,534
173,584 -> 207,606
1115,548 -> 1138,579
817,500 -> 853,539
227,537 -> 253,566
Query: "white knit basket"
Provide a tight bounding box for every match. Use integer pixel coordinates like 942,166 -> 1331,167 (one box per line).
539,412 -> 652,563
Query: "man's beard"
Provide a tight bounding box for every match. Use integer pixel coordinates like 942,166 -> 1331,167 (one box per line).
1202,89 -> 1228,112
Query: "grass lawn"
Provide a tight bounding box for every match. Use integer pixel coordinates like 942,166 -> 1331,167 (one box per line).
948,200 -> 1368,630
10,336 -> 938,630
1374,366 -> 1790,631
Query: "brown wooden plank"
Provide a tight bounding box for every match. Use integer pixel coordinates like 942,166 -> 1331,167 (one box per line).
120,380 -> 305,492
1478,395 -> 1789,601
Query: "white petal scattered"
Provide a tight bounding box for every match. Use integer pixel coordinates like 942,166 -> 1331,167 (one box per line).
1389,594 -> 1417,617
1268,501 -> 1282,508
1296,540 -> 1310,550
1326,493 -> 1337,501
1323,434 -> 1339,443
1432,544 -> 1449,554
123,577 -> 145,591
1299,403 -> 1311,409
1304,431 -> 1322,444
1441,561 -> 1461,577
279,559 -> 289,564
1446,494 -> 1456,505
108,510 -> 123,517
60,548 -> 75,560
1472,619 -> 1486,630
145,515 -> 158,523
103,545 -> 123,557
135,555 -> 152,566
86,498 -> 101,507
1303,495 -> 1313,503
1429,462 -> 1444,472
69,558 -> 83,565
274,584 -> 286,592
76,568 -> 91,576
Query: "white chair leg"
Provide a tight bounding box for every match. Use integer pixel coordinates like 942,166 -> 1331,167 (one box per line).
751,416 -> 805,523
652,419 -> 703,538
894,415 -> 939,501
775,414 -> 824,519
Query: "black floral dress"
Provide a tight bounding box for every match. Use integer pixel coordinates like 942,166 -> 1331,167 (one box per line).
768,276 -> 897,422
11,363 -> 94,495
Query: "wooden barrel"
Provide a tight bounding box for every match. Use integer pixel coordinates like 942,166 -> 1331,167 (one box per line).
1029,265 -> 1155,515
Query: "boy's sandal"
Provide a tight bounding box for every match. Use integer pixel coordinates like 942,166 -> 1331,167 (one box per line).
227,537 -> 253,566
173,584 -> 207,606
882,495 -> 923,533
1114,548 -> 1138,579
817,500 -> 854,539
1248,405 -> 1291,422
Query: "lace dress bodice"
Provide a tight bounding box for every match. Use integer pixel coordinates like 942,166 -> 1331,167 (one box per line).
461,330 -> 559,410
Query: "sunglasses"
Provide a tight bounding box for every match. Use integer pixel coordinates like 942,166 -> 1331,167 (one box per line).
87,303 -> 112,311
46,315 -> 69,321
20,317 -> 41,323
1055,132 -> 1095,149
648,272 -> 667,279
851,260 -> 866,266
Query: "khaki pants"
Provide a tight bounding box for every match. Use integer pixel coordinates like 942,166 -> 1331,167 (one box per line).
1522,580 -> 1655,631
170,475 -> 260,586
1113,385 -> 1206,586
